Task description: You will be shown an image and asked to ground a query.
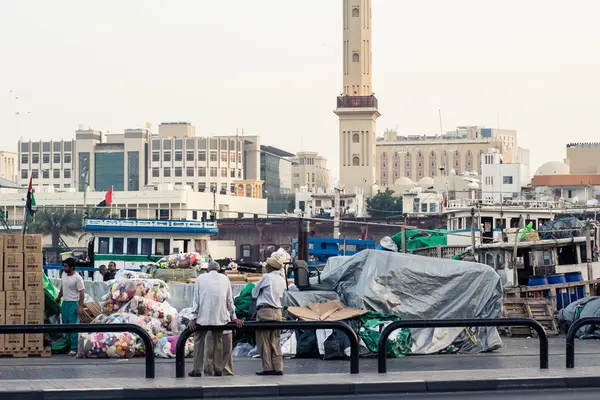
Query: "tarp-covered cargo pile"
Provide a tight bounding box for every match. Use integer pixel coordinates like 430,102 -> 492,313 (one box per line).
559,296 -> 600,338
297,250 -> 503,355
142,252 -> 206,283
78,275 -> 195,359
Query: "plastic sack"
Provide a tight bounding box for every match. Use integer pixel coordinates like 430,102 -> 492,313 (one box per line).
102,279 -> 169,314
519,222 -> 534,241
281,332 -> 297,358
358,312 -> 411,357
156,252 -> 204,269
232,342 -> 254,357
78,332 -> 137,358
114,270 -> 153,281
125,296 -> 179,332
93,313 -> 168,345
176,307 -> 196,332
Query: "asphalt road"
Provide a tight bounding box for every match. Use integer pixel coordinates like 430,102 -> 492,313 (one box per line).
219,390 -> 600,400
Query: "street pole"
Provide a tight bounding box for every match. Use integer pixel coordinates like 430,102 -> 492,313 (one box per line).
333,188 -> 341,239
297,217 -> 310,262
470,207 -> 477,259
586,225 -> 593,295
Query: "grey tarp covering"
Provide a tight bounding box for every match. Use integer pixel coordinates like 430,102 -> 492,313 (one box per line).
310,250 -> 503,354
558,296 -> 600,338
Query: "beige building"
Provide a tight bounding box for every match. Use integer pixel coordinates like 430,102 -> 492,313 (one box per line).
565,143 -> 600,174
290,152 -> 332,192
375,128 -> 508,187
0,151 -> 18,183
334,0 -> 380,197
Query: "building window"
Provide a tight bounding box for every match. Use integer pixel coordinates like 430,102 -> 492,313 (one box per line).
53,142 -> 62,152
127,151 -> 140,191
94,152 -> 125,191
210,152 -> 218,162
352,133 -> 360,143
32,154 -> 39,164
164,152 -> 171,162
141,239 -> 152,255
64,153 -> 72,163
220,152 -> 228,162
53,153 -> 61,164
186,167 -> 195,177
53,169 -> 60,179
155,238 -> 170,255
126,238 -> 138,255
32,142 -> 40,152
352,7 -> 359,17
568,190 -> 573,198
175,151 -> 183,162
430,203 -> 437,212
198,152 -> 206,162
503,176 -> 513,184
210,167 -> 217,177
64,169 -> 71,179
221,167 -> 227,177
152,140 -> 161,151
230,169 -> 235,178
42,154 -> 50,164
21,169 -> 28,179
152,167 -> 160,178
352,156 -> 360,166
152,152 -> 160,162
31,169 -> 39,179
221,183 -> 227,193
64,184 -> 71,188
164,167 -> 171,177
230,152 -> 236,162
352,53 -> 360,62
21,154 -> 28,164
113,238 -> 124,255
21,142 -> 29,152
98,238 -> 109,254
175,167 -> 182,177
421,203 -> 428,212
186,151 -> 194,162
198,167 -> 206,177
198,182 -> 206,192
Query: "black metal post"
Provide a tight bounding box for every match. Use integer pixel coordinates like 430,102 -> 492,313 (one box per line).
566,317 -> 600,368
297,217 -> 309,262
176,320 -> 360,378
377,318 -> 548,373
0,324 -> 155,378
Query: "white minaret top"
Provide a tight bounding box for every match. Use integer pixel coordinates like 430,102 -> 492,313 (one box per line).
342,0 -> 373,96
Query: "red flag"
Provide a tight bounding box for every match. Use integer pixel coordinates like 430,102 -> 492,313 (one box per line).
105,186 -> 113,206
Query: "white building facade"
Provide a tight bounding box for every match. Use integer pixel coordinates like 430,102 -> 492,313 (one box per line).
0,151 -> 18,183
290,152 -> 332,192
480,149 -> 522,203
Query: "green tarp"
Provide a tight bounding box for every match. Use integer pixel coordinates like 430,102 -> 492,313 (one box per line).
358,312 -> 411,357
234,283 -> 256,319
391,229 -> 447,251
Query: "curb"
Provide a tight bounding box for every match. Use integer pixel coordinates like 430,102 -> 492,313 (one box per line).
7,375 -> 600,399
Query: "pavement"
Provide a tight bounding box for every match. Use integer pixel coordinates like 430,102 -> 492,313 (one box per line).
1,337 -> 600,398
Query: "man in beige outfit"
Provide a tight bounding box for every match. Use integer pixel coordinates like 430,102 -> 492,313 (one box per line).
252,256 -> 286,376
203,331 -> 234,376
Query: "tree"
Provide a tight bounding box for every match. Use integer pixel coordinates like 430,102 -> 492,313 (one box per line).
29,208 -> 84,248
366,188 -> 403,218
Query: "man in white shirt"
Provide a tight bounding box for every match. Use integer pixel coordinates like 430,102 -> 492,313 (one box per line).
252,256 -> 287,376
187,262 -> 242,377
55,257 -> 85,356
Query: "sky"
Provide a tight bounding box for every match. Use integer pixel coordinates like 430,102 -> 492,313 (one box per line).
2,0 -> 600,182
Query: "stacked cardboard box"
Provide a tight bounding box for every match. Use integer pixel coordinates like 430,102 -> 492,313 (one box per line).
2,234 -> 45,352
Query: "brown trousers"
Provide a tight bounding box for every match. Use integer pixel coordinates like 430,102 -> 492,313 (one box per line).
255,307 -> 283,372
204,332 -> 234,376
192,330 -> 224,374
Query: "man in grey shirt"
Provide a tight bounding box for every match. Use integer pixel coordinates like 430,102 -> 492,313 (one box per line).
252,256 -> 286,376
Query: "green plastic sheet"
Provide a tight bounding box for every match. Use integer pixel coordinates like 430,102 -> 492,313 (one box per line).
391,230 -> 447,251
519,222 -> 535,241
358,312 -> 411,357
234,283 -> 256,319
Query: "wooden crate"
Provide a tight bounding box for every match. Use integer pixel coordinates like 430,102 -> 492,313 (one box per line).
0,346 -> 51,358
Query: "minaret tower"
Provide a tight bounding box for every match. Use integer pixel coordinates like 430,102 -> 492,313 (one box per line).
334,0 -> 380,197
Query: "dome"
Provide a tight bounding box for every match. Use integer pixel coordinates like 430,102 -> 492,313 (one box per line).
418,177 -> 434,187
467,182 -> 479,190
535,161 -> 570,176
394,177 -> 413,186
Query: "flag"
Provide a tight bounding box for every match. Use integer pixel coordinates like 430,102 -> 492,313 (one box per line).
97,187 -> 113,207
25,175 -> 36,216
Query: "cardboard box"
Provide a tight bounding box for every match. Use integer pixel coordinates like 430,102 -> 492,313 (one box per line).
0,235 -> 3,254
3,234 -> 23,253
0,273 -> 3,292
24,272 -> 43,291
4,252 -> 23,273
5,309 -> 24,349
25,308 -> 44,325
4,272 -> 23,291
5,291 -> 25,310
25,291 -> 44,309
0,312 -> 4,349
0,291 -> 5,310
23,252 -> 43,273
23,234 -> 43,253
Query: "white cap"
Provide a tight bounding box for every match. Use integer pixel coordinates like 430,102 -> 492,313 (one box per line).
380,236 -> 398,252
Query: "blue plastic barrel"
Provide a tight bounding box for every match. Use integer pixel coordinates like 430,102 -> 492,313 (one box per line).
565,272 -> 585,302
547,274 -> 568,310
528,276 -> 550,298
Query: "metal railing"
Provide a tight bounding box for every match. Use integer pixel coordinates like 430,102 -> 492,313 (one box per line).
0,324 -> 155,378
176,320 -> 360,377
377,318 -> 549,373
566,317 -> 600,368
